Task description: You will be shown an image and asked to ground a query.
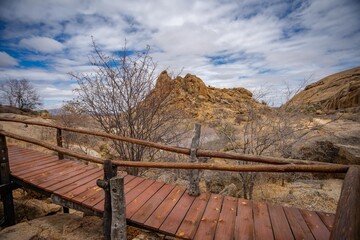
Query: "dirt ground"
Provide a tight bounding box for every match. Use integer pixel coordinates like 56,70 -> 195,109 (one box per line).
253,178 -> 342,213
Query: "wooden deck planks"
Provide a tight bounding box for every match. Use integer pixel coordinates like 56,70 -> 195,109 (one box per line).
52,169 -> 103,195
316,211 -> 335,232
145,186 -> 186,230
27,163 -> 86,185
7,146 -> 336,240
194,194 -> 223,240
235,199 -> 254,240
125,179 -> 155,205
131,184 -> 175,224
38,165 -> 94,188
9,153 -> 53,164
214,196 -> 237,240
127,181 -> 164,219
300,209 -> 330,240
268,204 -> 295,240
10,155 -> 58,169
283,207 -> 315,240
253,201 -> 274,240
176,192 -> 211,239
14,160 -> 73,178
159,189 -> 195,235
11,157 -> 62,175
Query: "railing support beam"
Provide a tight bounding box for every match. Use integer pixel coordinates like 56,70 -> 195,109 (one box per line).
97,160 -> 117,240
110,175 -> 126,240
0,133 -> 16,226
188,123 -> 201,196
330,165 -> 360,239
56,128 -> 64,160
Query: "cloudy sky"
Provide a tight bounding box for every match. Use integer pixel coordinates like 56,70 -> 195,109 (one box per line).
1,0 -> 359,109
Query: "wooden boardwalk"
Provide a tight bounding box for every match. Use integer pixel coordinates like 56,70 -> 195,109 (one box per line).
8,145 -> 335,240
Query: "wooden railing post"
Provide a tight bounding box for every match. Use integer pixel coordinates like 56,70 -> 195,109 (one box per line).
56,128 -> 69,213
330,165 -> 360,240
56,128 -> 64,160
0,133 -> 16,226
110,175 -> 126,240
97,160 -> 117,240
188,123 -> 201,196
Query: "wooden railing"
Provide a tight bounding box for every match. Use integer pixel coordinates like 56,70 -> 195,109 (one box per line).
0,116 -> 359,239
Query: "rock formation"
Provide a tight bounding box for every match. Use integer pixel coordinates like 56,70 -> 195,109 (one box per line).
154,71 -> 268,123
286,66 -> 360,113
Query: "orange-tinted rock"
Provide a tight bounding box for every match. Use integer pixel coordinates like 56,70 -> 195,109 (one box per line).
153,71 -> 267,123
286,66 -> 360,113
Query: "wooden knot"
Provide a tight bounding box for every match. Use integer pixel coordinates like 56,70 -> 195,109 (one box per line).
96,179 -> 109,189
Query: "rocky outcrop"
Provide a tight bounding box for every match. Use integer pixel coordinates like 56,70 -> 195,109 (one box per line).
286,66 -> 360,113
0,214 -> 104,240
155,71 -> 268,123
290,119 -> 360,165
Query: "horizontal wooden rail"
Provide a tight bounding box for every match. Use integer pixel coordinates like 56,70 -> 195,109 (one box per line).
0,129 -> 349,173
0,117 -> 337,166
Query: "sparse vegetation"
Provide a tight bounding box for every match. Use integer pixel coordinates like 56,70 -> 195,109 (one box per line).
69,39 -> 185,175
0,79 -> 42,111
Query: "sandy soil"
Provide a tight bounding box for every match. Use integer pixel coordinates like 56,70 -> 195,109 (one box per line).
254,178 -> 342,213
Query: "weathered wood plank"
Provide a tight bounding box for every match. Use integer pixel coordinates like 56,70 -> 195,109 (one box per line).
124,177 -> 145,193
27,163 -> 85,185
283,207 -> 315,240
15,160 -> 74,179
176,192 -> 211,239
194,194 -> 223,240
10,155 -> 58,170
253,201 -> 274,240
50,169 -> 103,193
9,152 -> 51,164
131,184 -> 174,224
145,186 -> 186,230
126,181 -> 164,219
330,165 -> 360,240
316,212 -> 335,232
93,199 -> 105,212
214,196 -> 237,240
268,204 -> 294,240
159,189 -> 195,235
11,158 -> 62,174
301,209 -> 330,240
36,165 -> 94,188
235,199 -> 254,240
70,175 -> 135,204
110,175 -> 127,240
125,179 -> 155,204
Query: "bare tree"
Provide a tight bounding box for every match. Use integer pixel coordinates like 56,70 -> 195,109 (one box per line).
70,40 -> 184,175
0,79 -> 42,110
216,105 -> 276,199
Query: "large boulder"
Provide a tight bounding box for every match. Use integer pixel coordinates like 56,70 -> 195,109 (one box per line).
153,71 -> 268,124
286,66 -> 360,113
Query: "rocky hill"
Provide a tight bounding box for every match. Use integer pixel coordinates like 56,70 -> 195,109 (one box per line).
286,66 -> 360,113
154,71 -> 268,123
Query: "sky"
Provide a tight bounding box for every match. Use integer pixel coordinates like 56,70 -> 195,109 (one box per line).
0,0 -> 359,109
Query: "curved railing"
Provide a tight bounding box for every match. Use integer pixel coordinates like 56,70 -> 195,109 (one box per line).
0,116 -> 359,239
0,116 -> 348,172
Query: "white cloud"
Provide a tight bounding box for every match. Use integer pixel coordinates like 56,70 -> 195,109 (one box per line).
0,0 -> 359,108
0,51 -> 18,67
19,37 -> 64,53
0,68 -> 68,82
